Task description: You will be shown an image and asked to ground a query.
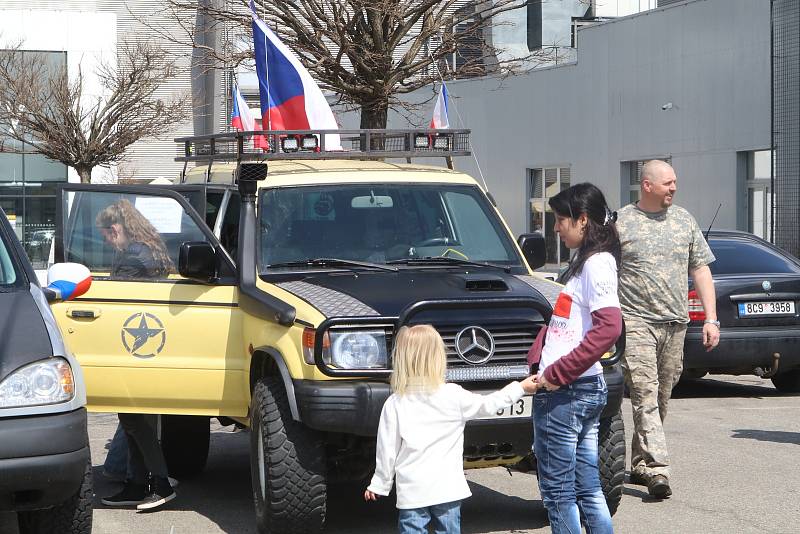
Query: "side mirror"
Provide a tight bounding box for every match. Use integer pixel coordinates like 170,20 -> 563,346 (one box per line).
45,263 -> 92,303
179,241 -> 217,283
517,232 -> 547,270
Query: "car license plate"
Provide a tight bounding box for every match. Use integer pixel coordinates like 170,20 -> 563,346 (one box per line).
477,395 -> 533,420
738,301 -> 796,317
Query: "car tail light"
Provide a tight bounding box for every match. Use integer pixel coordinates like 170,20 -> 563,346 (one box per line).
688,289 -> 705,321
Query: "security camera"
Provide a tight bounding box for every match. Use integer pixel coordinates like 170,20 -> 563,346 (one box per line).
661,102 -> 674,111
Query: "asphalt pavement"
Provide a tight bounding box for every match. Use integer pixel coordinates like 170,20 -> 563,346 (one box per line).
1,374 -> 798,533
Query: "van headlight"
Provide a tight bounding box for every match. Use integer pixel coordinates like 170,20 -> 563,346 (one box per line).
327,330 -> 388,369
0,358 -> 75,408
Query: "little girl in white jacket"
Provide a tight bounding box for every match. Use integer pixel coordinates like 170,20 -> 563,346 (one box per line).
364,324 -> 538,533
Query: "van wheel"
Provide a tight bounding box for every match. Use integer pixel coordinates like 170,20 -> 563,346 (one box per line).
250,376 -> 326,534
771,370 -> 800,393
18,456 -> 92,534
598,409 -> 626,516
161,415 -> 210,478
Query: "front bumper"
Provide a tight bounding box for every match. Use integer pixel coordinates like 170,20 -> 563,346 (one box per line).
294,362 -> 625,439
684,327 -> 800,373
0,408 -> 89,511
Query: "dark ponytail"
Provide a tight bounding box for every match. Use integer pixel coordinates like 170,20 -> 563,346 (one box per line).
548,182 -> 621,283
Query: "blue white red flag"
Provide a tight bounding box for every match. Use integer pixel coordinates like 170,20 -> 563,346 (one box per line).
429,82 -> 450,129
249,0 -> 340,149
230,84 -> 257,132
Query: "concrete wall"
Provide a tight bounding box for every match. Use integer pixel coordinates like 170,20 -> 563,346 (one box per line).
372,0 -> 770,237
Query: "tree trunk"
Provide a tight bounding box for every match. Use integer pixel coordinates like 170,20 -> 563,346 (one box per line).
76,166 -> 92,184
359,99 -> 389,152
359,100 -> 389,130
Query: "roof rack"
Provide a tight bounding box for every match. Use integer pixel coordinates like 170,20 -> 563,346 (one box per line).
175,128 -> 469,167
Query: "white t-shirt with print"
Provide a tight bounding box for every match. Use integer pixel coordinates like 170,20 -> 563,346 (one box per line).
539,252 -> 620,379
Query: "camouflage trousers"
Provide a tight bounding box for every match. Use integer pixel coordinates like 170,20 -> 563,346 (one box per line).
621,318 -> 687,479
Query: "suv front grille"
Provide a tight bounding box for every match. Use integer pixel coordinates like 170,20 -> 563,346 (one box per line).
436,323 -> 539,367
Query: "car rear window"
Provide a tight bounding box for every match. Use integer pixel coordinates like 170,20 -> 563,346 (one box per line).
708,239 -> 800,275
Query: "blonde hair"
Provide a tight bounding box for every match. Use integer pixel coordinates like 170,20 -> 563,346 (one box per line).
96,199 -> 174,276
390,325 -> 447,395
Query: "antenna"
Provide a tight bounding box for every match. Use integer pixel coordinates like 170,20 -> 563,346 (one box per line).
705,203 -> 722,240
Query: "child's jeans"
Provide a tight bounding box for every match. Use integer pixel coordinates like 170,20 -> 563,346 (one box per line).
533,374 -> 613,534
398,500 -> 461,534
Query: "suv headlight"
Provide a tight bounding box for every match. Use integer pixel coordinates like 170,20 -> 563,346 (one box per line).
302,328 -> 388,369
329,330 -> 388,369
0,358 -> 75,408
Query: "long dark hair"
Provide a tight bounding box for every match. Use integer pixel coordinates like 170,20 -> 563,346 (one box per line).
549,183 -> 621,283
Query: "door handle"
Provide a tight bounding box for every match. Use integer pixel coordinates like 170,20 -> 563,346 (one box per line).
67,308 -> 101,319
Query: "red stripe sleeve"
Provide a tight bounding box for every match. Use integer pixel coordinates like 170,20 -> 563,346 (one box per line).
541,307 -> 623,386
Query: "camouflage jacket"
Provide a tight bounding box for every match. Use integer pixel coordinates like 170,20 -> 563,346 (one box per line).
616,203 -> 715,323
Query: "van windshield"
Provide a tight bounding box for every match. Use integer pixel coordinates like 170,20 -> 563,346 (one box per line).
259,184 -> 523,271
0,231 -> 20,286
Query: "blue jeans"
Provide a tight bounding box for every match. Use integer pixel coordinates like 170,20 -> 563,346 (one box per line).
534,375 -> 613,534
398,500 -> 461,534
103,423 -> 130,477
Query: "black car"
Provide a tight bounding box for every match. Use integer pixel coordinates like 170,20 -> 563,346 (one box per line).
684,230 -> 800,392
0,208 -> 93,533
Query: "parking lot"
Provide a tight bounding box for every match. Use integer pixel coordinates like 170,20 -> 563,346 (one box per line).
2,374 -> 798,534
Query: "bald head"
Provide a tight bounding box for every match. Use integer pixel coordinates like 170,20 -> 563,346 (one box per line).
639,160 -> 677,211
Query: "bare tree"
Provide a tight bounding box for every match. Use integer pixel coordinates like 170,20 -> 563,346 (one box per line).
0,41 -> 189,183
156,0 -> 553,129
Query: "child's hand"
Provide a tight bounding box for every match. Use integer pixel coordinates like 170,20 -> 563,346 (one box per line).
364,489 -> 380,501
520,375 -> 539,394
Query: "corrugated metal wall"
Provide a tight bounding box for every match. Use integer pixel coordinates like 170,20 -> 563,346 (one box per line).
772,0 -> 800,257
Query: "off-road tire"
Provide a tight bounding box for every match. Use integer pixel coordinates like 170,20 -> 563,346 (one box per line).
250,376 -> 326,534
598,409 -> 625,516
771,370 -> 800,393
18,456 -> 93,534
161,415 -> 210,478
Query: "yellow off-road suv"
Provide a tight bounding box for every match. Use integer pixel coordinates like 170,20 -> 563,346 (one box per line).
52,129 -> 625,533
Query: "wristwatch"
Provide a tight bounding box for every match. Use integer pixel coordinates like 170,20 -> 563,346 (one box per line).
703,319 -> 721,328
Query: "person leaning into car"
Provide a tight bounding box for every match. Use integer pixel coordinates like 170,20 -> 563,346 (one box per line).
615,160 -> 720,499
95,199 -> 178,511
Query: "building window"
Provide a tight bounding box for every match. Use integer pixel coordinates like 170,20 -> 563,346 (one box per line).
747,150 -> 773,240
0,50 -> 68,269
527,165 -> 571,266
620,157 -> 672,206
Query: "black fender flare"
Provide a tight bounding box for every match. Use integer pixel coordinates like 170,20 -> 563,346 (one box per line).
250,347 -> 301,422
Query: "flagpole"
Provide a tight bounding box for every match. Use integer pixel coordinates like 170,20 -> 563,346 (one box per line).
427,45 -> 489,193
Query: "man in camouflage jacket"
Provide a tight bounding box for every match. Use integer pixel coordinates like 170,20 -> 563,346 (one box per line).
616,160 -> 720,499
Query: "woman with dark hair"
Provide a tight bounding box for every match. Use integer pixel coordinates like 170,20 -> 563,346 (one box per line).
528,183 -> 622,533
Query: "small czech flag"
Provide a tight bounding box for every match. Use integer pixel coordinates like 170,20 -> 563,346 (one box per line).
46,263 -> 92,301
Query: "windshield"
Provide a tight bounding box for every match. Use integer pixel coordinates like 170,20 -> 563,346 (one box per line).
258,184 -> 523,271
709,238 -> 800,275
0,229 -> 20,287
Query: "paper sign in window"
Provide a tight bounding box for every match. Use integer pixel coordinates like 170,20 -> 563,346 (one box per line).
134,197 -> 183,234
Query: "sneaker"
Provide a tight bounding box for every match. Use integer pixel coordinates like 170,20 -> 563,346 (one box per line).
101,482 -> 148,507
137,477 -> 176,511
629,471 -> 649,486
647,474 -> 672,499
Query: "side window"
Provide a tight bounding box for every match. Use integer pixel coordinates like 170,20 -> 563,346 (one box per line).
220,193 -> 240,259
64,191 -> 209,280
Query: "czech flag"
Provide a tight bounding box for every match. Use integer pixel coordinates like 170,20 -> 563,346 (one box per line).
249,0 -> 341,150
430,82 -> 450,130
231,84 -> 256,132
231,84 -> 269,149
46,263 -> 92,301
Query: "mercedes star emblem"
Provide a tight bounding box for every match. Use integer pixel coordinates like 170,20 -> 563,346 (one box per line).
454,326 -> 495,365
